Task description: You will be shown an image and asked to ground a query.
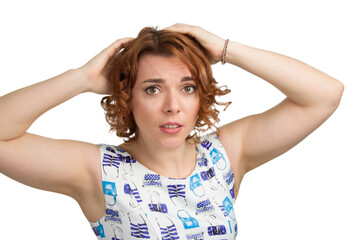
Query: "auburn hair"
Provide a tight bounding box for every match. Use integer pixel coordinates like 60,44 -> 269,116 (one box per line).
101,26 -> 231,144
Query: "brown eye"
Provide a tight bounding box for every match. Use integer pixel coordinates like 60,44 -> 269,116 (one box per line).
183,85 -> 196,93
146,87 -> 159,94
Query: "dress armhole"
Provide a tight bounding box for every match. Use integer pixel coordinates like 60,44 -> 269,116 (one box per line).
97,144 -> 106,182
88,144 -> 107,228
203,133 -> 237,203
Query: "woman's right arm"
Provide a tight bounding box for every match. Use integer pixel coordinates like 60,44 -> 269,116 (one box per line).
0,38 -> 132,203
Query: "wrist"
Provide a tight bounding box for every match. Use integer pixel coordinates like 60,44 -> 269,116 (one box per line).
222,41 -> 243,66
221,39 -> 230,64
68,68 -> 93,93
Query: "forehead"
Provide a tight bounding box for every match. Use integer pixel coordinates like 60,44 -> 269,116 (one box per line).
137,54 -> 191,81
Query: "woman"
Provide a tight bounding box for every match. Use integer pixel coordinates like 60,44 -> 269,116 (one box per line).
0,24 -> 343,239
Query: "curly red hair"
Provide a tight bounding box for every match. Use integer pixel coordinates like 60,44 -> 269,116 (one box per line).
101,27 -> 231,144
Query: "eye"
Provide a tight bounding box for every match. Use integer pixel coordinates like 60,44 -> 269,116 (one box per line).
183,85 -> 196,93
145,86 -> 159,94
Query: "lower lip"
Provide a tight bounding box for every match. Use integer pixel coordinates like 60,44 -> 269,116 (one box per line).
160,126 -> 182,134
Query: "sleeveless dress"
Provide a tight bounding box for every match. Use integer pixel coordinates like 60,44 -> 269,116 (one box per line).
89,133 -> 238,239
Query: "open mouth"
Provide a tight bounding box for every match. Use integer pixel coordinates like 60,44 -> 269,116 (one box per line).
161,124 -> 181,129
160,122 -> 183,134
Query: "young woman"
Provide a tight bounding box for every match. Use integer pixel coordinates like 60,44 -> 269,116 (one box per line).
0,24 -> 343,239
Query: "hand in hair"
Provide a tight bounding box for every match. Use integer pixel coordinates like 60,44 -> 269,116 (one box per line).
164,23 -> 225,64
79,37 -> 134,94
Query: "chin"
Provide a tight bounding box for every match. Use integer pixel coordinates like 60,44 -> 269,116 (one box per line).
157,134 -> 188,150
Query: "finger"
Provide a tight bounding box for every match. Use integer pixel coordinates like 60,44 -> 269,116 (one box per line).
164,23 -> 195,35
164,24 -> 188,33
105,37 -> 134,57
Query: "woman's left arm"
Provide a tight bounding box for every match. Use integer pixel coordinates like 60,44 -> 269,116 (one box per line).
222,41 -> 344,172
165,24 -> 344,194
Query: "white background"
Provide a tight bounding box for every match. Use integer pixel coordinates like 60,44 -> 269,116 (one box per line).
0,0 -> 359,239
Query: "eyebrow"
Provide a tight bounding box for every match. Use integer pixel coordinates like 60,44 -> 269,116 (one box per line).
142,76 -> 194,84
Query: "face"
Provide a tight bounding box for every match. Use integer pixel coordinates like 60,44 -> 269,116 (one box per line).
130,54 -> 200,149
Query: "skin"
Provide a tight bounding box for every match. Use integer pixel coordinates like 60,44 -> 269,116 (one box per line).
120,54 -> 200,178
0,24 -> 343,224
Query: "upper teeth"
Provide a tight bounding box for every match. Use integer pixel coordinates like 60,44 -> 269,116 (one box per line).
162,125 -> 180,129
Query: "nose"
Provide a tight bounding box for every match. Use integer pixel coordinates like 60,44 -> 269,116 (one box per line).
163,91 -> 180,114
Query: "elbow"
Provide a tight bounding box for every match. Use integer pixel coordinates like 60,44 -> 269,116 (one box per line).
330,79 -> 344,109
318,79 -> 344,117
312,78 -> 344,115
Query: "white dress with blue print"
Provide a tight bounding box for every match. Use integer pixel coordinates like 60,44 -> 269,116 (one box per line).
89,133 -> 238,239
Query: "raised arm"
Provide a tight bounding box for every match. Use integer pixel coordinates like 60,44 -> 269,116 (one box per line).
165,24 -> 344,198
220,41 -> 343,171
0,38 -> 132,220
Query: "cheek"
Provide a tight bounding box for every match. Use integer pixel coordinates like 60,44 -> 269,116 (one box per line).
131,97 -> 159,122
191,98 -> 200,115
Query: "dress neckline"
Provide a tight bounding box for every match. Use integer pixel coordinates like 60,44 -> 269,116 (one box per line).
116,144 -> 200,180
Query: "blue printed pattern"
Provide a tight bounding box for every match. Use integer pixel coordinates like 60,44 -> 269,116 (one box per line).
103,153 -> 121,169
149,203 -> 168,213
208,224 -> 227,236
92,221 -> 105,238
160,224 -> 180,240
177,210 -> 199,229
89,133 -> 237,239
167,184 -> 186,199
124,183 -> 142,203
130,222 -> 150,238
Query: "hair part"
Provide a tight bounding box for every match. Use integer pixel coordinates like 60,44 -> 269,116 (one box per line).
101,26 -> 231,144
